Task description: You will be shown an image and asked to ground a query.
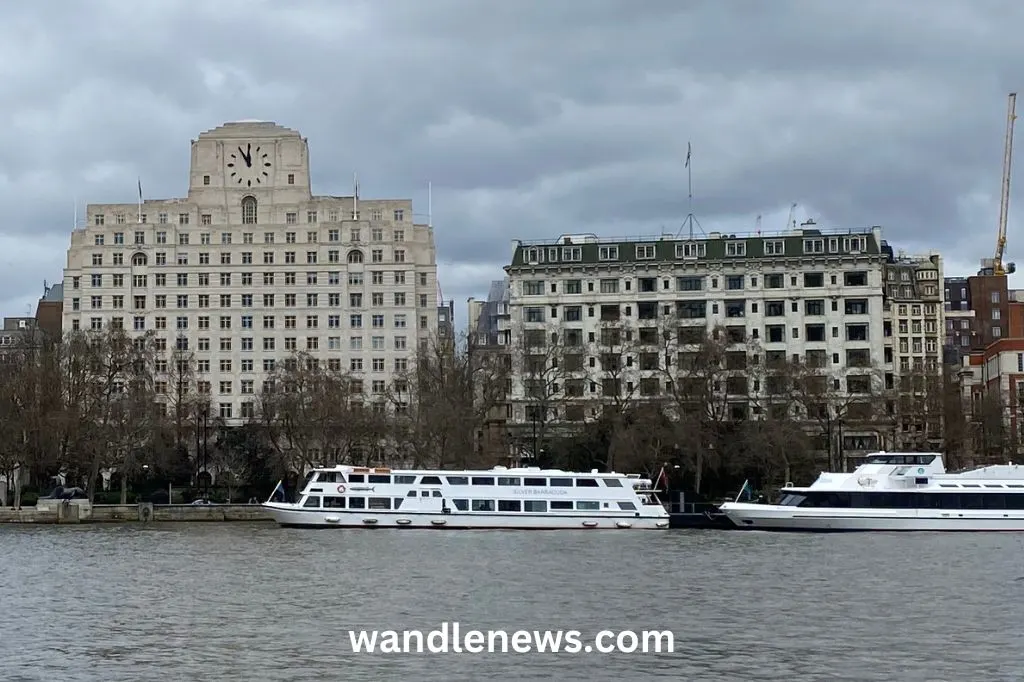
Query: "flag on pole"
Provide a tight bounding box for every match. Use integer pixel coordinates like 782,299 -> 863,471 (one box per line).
685,142 -> 691,169
654,465 -> 669,491
137,177 -> 143,223
734,479 -> 752,503
266,480 -> 285,503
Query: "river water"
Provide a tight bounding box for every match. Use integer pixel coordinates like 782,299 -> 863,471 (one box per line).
1,524 -> 1023,681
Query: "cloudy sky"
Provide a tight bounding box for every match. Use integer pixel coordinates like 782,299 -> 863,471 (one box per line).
1,0 -> 1023,327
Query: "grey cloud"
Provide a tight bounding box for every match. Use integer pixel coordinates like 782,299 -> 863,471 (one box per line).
1,0 -> 1024,327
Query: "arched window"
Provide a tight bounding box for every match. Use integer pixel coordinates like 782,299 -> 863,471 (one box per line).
347,249 -> 364,264
131,252 -> 147,266
241,196 -> 257,225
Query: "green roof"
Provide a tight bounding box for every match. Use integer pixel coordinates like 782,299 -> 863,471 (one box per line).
508,228 -> 883,268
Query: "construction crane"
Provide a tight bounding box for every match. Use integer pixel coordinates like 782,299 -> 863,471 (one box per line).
993,92 -> 1017,276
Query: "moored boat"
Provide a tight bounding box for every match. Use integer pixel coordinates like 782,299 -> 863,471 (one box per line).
719,451 -> 1024,532
263,465 -> 671,530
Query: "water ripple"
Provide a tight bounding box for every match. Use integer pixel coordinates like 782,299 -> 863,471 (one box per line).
1,525 -> 1023,681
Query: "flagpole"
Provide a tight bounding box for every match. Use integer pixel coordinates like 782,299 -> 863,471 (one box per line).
428,181 -> 432,228
734,479 -> 749,503
73,195 -> 77,231
353,172 -> 359,219
137,177 -> 143,224
685,142 -> 693,239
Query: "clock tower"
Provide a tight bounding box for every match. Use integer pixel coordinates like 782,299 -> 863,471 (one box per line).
186,120 -> 312,204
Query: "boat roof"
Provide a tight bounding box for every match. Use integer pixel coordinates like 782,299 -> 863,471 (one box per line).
311,465 -> 641,478
782,450 -> 1024,492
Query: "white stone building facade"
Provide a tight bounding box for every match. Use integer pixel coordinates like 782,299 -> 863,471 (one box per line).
504,225 -> 889,455
62,121 -> 438,423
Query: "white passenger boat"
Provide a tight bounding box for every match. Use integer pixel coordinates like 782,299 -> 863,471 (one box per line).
262,465 -> 670,530
719,451 -> 1024,532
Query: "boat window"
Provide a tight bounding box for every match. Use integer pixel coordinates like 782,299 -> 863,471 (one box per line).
406,490 -> 416,497
349,497 -> 366,509
395,475 -> 417,484
497,477 -> 521,486
368,474 -> 391,484
617,501 -> 637,511
324,497 -> 346,508
317,471 -> 338,483
420,491 -> 430,497
939,484 -> 957,488
453,499 -> 469,511
393,498 -> 404,509
471,500 -> 495,511
348,474 -> 365,483
302,471 -> 317,488
368,497 -> 391,509
1008,484 -> 1024,488
983,484 -> 1004,488
915,477 -> 928,485
523,477 -> 546,486
471,477 -> 494,486
302,496 -> 321,508
432,491 -> 442,497
524,500 -> 546,512
576,478 -> 599,487
961,484 -> 980,488
498,500 -> 521,512
603,478 -> 622,487
576,501 -> 600,510
421,475 -> 443,485
550,500 -> 573,510
777,494 -> 807,507
446,476 -> 469,485
549,478 -> 573,487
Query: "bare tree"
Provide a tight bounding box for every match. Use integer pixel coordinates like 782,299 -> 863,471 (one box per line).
655,322 -> 752,493
940,365 -> 972,469
0,329 -> 64,506
162,335 -> 200,476
744,355 -> 815,486
509,324 -> 571,463
588,319 -> 646,470
388,331 -> 511,468
783,353 -> 887,472
57,328 -> 158,502
256,352 -> 362,476
971,388 -> 1015,465
886,363 -> 947,451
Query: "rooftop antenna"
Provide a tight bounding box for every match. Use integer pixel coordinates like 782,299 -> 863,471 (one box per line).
755,214 -> 762,235
676,141 -> 706,239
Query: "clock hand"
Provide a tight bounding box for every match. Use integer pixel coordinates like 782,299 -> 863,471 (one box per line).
237,145 -> 252,167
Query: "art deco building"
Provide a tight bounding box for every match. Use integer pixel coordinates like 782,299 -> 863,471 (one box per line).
62,121 -> 438,423
504,223 -> 889,460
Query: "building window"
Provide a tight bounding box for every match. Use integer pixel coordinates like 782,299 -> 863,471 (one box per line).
241,196 -> 257,225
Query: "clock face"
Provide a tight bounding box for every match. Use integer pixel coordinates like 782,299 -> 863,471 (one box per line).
226,142 -> 271,187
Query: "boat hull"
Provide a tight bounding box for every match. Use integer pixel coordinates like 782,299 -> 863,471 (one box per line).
719,502 -> 1024,532
261,503 -> 670,530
